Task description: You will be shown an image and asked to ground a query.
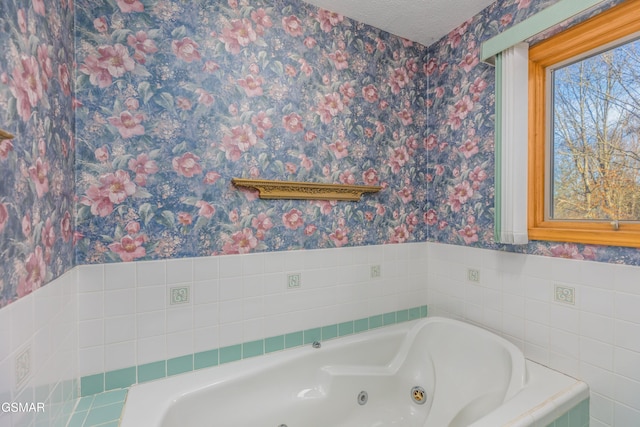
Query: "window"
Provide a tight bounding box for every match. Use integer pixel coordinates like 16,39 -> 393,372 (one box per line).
528,1 -> 640,248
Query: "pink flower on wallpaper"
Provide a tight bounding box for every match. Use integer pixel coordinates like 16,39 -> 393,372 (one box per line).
172,37 -> 201,62
458,224 -> 479,244
10,56 -> 43,121
17,9 -> 27,33
220,19 -> 257,54
251,111 -> 272,138
251,8 -> 273,35
237,75 -> 264,97
203,171 -> 221,185
328,50 -> 348,70
93,16 -> 108,33
304,224 -> 317,236
469,77 -> 488,99
282,15 -> 304,37
388,146 -> 409,174
328,139 -> 348,159
397,186 -> 413,204
282,112 -> 304,133
28,157 -> 49,198
173,152 -> 203,178
98,44 -> 135,78
108,111 -> 145,139
0,139 -> 14,160
329,228 -> 348,247
460,52 -> 479,73
176,96 -> 192,110
283,208 -> 304,230
339,170 -> 356,185
116,0 -> 144,13
549,243 -> 584,260
60,211 -> 72,243
196,200 -> 216,218
361,84 -> 379,103
128,153 -> 158,185
339,82 -> 356,100
447,180 -> 474,213
317,92 -> 344,124
22,213 -> 31,237
128,31 -> 158,63
195,88 -> 215,106
178,212 -> 193,225
203,61 -> 220,73
304,130 -> 317,142
389,67 -> 409,94
17,246 -> 46,297
303,37 -> 317,49
362,168 -> 379,186
41,217 -> 56,249
389,224 -> 409,244
0,203 -> 7,233
104,170 -> 136,204
95,145 -> 109,162
231,228 -> 258,254
317,9 -> 344,32
469,166 -> 487,184
252,213 -> 273,240
517,0 -> 532,10
397,108 -> 413,125
79,55 -> 113,88
109,235 -> 146,261
58,63 -> 71,96
32,0 -> 45,16
423,209 -> 437,226
459,137 -> 479,159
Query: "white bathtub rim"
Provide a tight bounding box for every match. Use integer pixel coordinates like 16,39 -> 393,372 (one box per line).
120,317 -> 586,427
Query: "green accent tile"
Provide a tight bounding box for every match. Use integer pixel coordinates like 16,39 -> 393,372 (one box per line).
83,402 -> 124,426
354,318 -> 369,333
303,328 -> 322,344
408,307 -> 421,320
138,361 -> 166,383
569,399 -> 589,427
80,374 -> 104,397
338,321 -> 354,336
219,344 -> 242,364
396,309 -> 409,323
167,355 -> 193,376
99,422 -> 120,427
66,410 -> 88,427
383,312 -> 396,325
194,349 -> 219,370
550,412 -> 569,427
104,367 -> 136,391
420,305 -> 428,317
92,389 -> 127,408
321,325 -> 338,340
243,340 -> 264,358
75,395 -> 94,412
265,335 -> 285,353
285,331 -> 303,348
369,314 -> 383,329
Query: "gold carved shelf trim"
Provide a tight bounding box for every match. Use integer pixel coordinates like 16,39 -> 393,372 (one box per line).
232,178 -> 382,201
0,129 -> 15,140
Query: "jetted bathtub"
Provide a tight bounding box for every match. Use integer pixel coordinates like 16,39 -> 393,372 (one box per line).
120,317 -> 589,427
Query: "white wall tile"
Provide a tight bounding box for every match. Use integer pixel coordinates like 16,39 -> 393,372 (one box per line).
193,257 -> 219,281
105,262 -> 135,290
166,258 -> 193,285
136,260 -> 166,287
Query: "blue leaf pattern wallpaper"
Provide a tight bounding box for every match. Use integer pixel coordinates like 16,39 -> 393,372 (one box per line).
0,0 -> 637,309
0,0 -> 75,307
73,0 -> 430,264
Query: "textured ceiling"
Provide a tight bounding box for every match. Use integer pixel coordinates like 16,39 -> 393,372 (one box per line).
302,0 -> 496,46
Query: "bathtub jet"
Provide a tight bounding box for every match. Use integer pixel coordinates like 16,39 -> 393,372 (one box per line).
121,317 -> 588,427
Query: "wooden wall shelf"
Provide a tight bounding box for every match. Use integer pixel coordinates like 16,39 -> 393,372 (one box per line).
0,129 -> 14,140
231,178 -> 382,201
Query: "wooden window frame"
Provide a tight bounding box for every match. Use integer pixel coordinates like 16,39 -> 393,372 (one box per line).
528,1 -> 640,248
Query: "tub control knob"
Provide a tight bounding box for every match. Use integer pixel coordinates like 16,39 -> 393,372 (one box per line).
312,341 -> 321,349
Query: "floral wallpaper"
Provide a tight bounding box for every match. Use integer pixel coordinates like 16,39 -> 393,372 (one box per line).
0,0 -> 75,308
74,0 -> 430,264
425,0 -> 640,265
1,0 -> 638,309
